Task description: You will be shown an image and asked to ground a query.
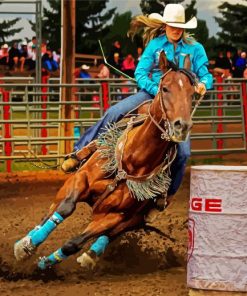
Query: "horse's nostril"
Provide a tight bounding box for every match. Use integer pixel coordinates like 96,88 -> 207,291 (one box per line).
174,120 -> 182,130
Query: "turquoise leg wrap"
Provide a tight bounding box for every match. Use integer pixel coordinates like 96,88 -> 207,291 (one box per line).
30,212 -> 64,246
90,235 -> 110,256
38,248 -> 67,270
27,225 -> 41,237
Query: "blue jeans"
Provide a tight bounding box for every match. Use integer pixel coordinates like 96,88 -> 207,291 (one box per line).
74,90 -> 190,196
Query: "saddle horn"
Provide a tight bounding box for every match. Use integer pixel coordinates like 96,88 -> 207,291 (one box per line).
159,50 -> 169,73
183,54 -> 191,70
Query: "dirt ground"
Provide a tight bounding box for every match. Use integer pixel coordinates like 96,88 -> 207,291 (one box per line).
0,155 -> 246,296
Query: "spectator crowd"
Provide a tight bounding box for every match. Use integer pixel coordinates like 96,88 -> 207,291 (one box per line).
1,38 -> 247,80
0,37 -> 60,75
212,50 -> 247,79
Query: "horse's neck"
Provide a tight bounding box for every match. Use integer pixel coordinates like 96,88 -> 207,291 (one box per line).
122,97 -> 171,175
139,96 -> 170,153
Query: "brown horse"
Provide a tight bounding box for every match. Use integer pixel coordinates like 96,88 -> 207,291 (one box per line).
14,51 -> 196,270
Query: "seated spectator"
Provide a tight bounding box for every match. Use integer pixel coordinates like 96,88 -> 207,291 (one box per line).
108,40 -> 123,65
27,37 -> 36,70
79,64 -> 91,78
235,51 -> 247,78
53,48 -> 61,65
111,52 -> 122,77
243,68 -> 247,79
42,48 -> 59,72
8,42 -> 21,71
41,39 -> 47,55
225,51 -> 233,78
97,63 -> 110,79
122,54 -> 136,78
20,41 -> 28,72
0,44 -> 9,67
213,51 -> 232,78
136,47 -> 143,63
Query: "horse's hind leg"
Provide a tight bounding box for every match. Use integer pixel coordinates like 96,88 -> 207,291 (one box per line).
14,170 -> 90,261
37,212 -> 124,270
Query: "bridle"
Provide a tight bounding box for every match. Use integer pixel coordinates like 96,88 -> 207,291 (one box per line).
148,68 -> 204,141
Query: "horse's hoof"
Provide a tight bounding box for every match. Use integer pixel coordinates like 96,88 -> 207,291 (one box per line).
77,251 -> 98,270
14,236 -> 37,261
61,158 -> 79,173
144,208 -> 161,224
38,256 -> 52,270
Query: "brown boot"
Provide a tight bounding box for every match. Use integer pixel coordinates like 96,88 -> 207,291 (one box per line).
61,156 -> 80,173
61,141 -> 98,173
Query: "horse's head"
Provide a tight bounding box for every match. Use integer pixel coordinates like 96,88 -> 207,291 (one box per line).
157,51 -> 196,142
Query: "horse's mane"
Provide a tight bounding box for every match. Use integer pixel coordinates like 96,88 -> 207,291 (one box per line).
167,60 -> 197,86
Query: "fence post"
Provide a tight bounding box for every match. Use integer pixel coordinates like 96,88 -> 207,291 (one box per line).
242,80 -> 247,146
3,90 -> 12,172
216,76 -> 223,150
41,75 -> 49,155
101,81 -> 109,111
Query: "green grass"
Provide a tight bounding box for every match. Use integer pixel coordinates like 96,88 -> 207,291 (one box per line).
11,108 -> 93,120
0,160 -> 59,172
188,158 -> 225,166
194,109 -> 241,117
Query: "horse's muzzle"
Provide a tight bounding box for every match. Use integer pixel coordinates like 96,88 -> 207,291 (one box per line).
170,118 -> 193,142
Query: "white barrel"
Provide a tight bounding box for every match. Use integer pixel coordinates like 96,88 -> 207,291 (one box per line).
187,165 -> 247,292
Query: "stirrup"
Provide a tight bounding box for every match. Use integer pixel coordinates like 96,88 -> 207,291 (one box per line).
64,151 -> 79,161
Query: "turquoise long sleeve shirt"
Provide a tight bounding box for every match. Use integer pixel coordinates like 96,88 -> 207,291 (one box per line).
135,35 -> 213,96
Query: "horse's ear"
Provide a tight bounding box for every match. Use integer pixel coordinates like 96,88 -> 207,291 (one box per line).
183,54 -> 191,70
159,50 -> 169,73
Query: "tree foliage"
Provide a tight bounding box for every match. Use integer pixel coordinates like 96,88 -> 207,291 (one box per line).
41,0 -> 61,50
140,0 -> 184,15
76,0 -> 116,54
101,11 -> 138,57
215,1 -> 247,50
34,0 -> 116,53
185,1 -> 209,46
0,7 -> 22,44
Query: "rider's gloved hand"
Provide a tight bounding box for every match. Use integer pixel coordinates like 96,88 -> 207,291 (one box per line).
195,82 -> 206,96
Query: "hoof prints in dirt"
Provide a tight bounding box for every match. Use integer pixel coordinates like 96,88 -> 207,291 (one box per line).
0,257 -> 63,282
0,229 -> 183,281
97,229 -> 183,274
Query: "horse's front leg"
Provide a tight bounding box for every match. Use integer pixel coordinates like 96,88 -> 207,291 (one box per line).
80,200 -> 149,269
14,170 -> 90,261
37,212 -> 125,270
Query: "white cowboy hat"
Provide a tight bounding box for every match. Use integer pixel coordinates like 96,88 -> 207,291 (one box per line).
149,4 -> 197,29
81,64 -> 90,70
2,43 -> 8,49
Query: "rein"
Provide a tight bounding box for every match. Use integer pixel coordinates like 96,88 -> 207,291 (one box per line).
21,150 -> 60,170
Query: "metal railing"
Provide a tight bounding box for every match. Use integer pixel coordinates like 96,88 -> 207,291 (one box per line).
191,81 -> 246,154
0,78 -> 246,171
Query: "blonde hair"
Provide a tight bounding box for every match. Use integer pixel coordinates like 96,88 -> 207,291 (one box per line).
128,15 -> 195,47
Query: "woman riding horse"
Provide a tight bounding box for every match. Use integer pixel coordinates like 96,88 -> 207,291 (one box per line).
15,51 -> 197,270
64,3 -> 212,203
62,4 -> 213,262
14,4 -> 213,270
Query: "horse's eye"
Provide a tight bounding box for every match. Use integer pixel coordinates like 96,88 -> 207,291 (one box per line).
162,86 -> 169,93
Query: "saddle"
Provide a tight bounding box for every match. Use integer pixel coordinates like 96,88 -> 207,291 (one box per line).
61,113 -> 149,173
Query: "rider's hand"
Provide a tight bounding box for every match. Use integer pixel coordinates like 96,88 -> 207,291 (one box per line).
195,82 -> 206,96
